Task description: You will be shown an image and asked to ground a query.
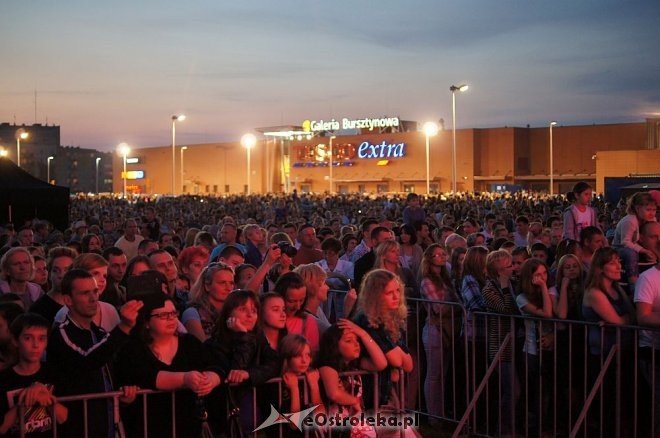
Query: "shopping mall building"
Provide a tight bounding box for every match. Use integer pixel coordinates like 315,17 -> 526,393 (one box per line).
112,117 -> 660,196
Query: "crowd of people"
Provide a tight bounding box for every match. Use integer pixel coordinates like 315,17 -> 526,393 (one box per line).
0,183 -> 658,437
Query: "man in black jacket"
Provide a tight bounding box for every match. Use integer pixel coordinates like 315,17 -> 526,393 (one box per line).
47,269 -> 142,437
354,226 -> 394,291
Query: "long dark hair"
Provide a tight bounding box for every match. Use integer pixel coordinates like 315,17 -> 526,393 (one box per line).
315,324 -> 359,372
211,289 -> 259,341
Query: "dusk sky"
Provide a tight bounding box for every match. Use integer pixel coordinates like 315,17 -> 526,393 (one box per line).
2,0 -> 659,152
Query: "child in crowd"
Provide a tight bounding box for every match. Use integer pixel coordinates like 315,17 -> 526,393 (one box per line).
0,313 -> 68,436
563,182 -> 598,241
278,334 -> 325,435
317,321 -> 387,437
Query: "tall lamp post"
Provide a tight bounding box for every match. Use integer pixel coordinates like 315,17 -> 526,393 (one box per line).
180,146 -> 188,194
423,122 -> 439,195
549,121 -> 557,196
16,129 -> 29,168
47,156 -> 54,184
118,143 -> 130,198
241,134 -> 256,195
95,157 -> 101,193
171,114 -> 186,195
328,135 -> 336,194
450,84 -> 468,193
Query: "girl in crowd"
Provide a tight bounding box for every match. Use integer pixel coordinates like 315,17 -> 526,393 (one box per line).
31,255 -> 49,293
581,247 -> 636,433
354,269 -> 413,409
177,246 -> 210,287
420,244 -> 461,421
182,263 -> 235,342
207,290 -> 280,435
274,272 -> 320,351
81,234 -> 103,254
612,192 -> 657,285
549,238 -> 582,286
460,246 -> 489,340
294,264 -> 331,334
563,182 -> 598,241
481,249 -> 519,436
114,294 -> 222,438
397,224 -> 423,277
516,258 -> 554,434
317,321 -> 387,437
549,254 -> 586,429
372,240 -> 420,408
260,292 -> 287,350
450,246 -> 467,292
278,334 -> 325,435
54,253 -> 120,332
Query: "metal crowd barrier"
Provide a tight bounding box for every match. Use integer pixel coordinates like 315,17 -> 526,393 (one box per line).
401,297 -> 660,438
15,290 -> 660,437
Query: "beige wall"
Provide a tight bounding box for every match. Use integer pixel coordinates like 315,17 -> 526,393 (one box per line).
112,141 -> 265,195
596,149 -> 660,194
111,122 -> 651,195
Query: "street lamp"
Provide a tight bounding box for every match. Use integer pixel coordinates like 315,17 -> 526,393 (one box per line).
450,84 -> 468,193
329,135 -> 336,193
423,122 -> 439,195
241,133 -> 257,194
180,146 -> 188,194
95,157 -> 101,193
549,121 -> 558,196
0,149 -> 7,157
47,156 -> 54,184
171,114 -> 186,195
118,143 -> 130,198
15,129 -> 29,168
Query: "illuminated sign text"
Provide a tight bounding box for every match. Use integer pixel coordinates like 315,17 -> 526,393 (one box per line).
357,141 -> 405,159
303,117 -> 400,132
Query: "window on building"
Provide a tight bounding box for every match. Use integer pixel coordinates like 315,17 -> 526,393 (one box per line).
205,185 -> 210,193
300,184 -> 311,193
338,185 -> 349,194
225,185 -> 230,193
430,183 -> 439,194
376,184 -> 388,193
403,184 -> 415,193
182,185 -> 187,193
358,184 -> 366,193
244,184 -> 248,194
213,185 -> 218,193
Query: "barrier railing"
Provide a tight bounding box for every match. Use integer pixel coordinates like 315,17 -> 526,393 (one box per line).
13,291 -> 660,437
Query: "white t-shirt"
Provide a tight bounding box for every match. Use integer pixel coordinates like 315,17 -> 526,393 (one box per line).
634,266 -> 660,349
573,208 -> 592,239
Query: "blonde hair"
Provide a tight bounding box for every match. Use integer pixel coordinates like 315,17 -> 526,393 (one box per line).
293,263 -> 326,295
486,249 -> 512,279
1,247 -> 34,281
190,263 -> 234,309
72,253 -> 108,271
373,240 -> 401,270
357,269 -> 407,343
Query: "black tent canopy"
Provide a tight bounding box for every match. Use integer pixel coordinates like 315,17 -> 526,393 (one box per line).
0,157 -> 69,231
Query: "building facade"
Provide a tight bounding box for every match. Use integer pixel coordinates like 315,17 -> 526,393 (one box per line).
112,119 -> 660,196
